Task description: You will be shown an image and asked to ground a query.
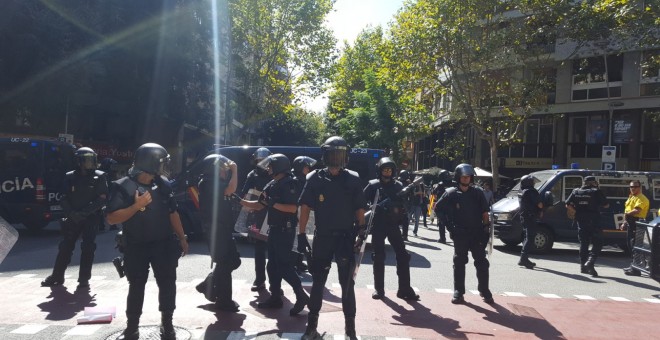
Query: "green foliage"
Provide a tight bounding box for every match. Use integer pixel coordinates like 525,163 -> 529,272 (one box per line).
228,0 -> 337,127
258,109 -> 325,145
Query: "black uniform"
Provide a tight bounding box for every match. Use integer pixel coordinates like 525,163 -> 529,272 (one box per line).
299,168 -> 366,319
519,187 -> 542,260
432,182 -> 448,242
436,185 -> 491,300
242,169 -> 271,288
261,174 -> 307,305
106,175 -> 180,323
45,169 -> 108,286
566,185 -> 608,269
197,166 -> 241,310
363,178 -> 417,299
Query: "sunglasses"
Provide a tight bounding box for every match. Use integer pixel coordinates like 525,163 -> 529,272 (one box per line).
629,185 -> 640,188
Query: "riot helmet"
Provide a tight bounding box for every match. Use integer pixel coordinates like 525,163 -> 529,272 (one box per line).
292,156 -> 317,178
258,153 -> 290,177
399,169 -> 410,183
584,176 -> 598,187
376,157 -> 396,179
75,147 -> 98,171
99,157 -> 117,172
252,147 -> 272,165
321,136 -> 349,168
132,143 -> 170,176
520,174 -> 536,190
201,154 -> 232,180
454,163 -> 476,183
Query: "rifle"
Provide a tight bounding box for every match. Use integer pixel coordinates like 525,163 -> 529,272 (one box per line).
353,188 -> 380,279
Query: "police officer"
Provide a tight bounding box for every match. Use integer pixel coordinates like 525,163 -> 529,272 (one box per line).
106,143 -> 189,340
99,158 -> 119,231
242,147 -> 272,291
239,154 -> 309,315
432,170 -> 451,243
621,180 -> 649,276
42,147 -> 108,289
292,156 -> 317,272
363,157 -> 420,301
398,170 -> 411,241
518,175 -> 543,269
565,176 -> 609,277
195,153 -> 241,312
436,163 -> 493,305
297,136 -> 367,340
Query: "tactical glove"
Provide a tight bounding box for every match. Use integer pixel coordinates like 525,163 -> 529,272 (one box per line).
297,233 -> 311,254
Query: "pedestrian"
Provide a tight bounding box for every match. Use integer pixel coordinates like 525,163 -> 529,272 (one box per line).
482,181 -> 495,205
432,170 -> 451,243
241,147 -> 272,292
621,180 -> 650,276
105,143 -> 189,340
518,174 -> 543,269
297,136 -> 367,340
239,154 -> 309,315
409,175 -> 425,236
292,156 -> 317,273
363,157 -> 420,301
41,147 -> 108,289
436,163 -> 493,305
194,153 -> 241,312
565,176 -> 609,277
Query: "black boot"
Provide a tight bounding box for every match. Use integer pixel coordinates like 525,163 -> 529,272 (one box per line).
160,312 -> 176,340
584,257 -> 598,277
396,287 -> 420,301
41,275 -> 64,287
345,317 -> 357,340
302,313 -> 321,340
517,257 -> 536,269
372,290 -> 385,299
257,294 -> 283,309
117,317 -> 139,340
290,289 -> 309,316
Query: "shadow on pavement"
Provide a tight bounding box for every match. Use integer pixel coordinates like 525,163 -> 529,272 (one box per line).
381,296 -> 467,339
37,285 -> 97,321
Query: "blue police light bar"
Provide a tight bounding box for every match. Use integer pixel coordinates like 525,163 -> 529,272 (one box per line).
373,153 -> 379,158
31,142 -> 38,147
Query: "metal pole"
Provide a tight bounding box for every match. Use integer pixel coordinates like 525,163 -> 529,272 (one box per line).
603,53 -> 612,146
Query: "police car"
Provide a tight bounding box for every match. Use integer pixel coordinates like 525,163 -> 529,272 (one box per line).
0,137 -> 76,231
493,169 -> 660,254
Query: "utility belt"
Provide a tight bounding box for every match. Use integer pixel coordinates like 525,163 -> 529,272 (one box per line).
268,222 -> 294,232
315,228 -> 352,237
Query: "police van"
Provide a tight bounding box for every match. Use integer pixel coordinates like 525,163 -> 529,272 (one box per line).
172,145 -> 385,239
493,169 -> 660,254
0,137 -> 76,231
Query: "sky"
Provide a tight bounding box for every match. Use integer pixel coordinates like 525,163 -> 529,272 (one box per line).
302,0 -> 405,112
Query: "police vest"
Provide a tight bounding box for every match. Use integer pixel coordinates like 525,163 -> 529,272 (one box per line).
570,187 -> 601,214
64,170 -> 107,211
113,176 -> 176,244
365,178 -> 405,226
263,175 -> 298,226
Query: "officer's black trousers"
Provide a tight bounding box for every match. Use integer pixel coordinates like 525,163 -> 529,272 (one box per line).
52,216 -> 97,282
626,217 -> 639,255
267,225 -> 304,296
453,230 -> 489,295
520,216 -> 537,259
436,211 -> 447,240
309,231 -> 356,318
371,224 -> 411,293
124,239 -> 178,318
254,239 -> 267,284
577,218 -> 603,264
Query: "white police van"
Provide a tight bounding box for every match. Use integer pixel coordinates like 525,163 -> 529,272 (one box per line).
493,169 -> 660,254
0,137 -> 76,231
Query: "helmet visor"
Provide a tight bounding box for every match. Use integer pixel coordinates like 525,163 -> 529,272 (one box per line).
324,148 -> 348,168
257,157 -> 273,175
78,154 -> 97,170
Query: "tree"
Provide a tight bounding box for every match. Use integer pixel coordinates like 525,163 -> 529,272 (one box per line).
387,0 -> 602,189
258,109 -> 324,146
326,27 -> 402,158
228,0 -> 337,133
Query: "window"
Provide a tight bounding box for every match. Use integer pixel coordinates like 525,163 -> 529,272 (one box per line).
569,115 -> 609,158
572,54 -> 623,101
641,111 -> 660,159
641,49 -> 660,97
563,176 -> 583,201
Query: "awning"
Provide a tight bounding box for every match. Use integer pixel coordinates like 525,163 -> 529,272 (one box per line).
474,167 -> 510,179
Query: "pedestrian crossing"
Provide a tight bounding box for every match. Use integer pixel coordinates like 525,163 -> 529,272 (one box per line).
2,273 -> 660,304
